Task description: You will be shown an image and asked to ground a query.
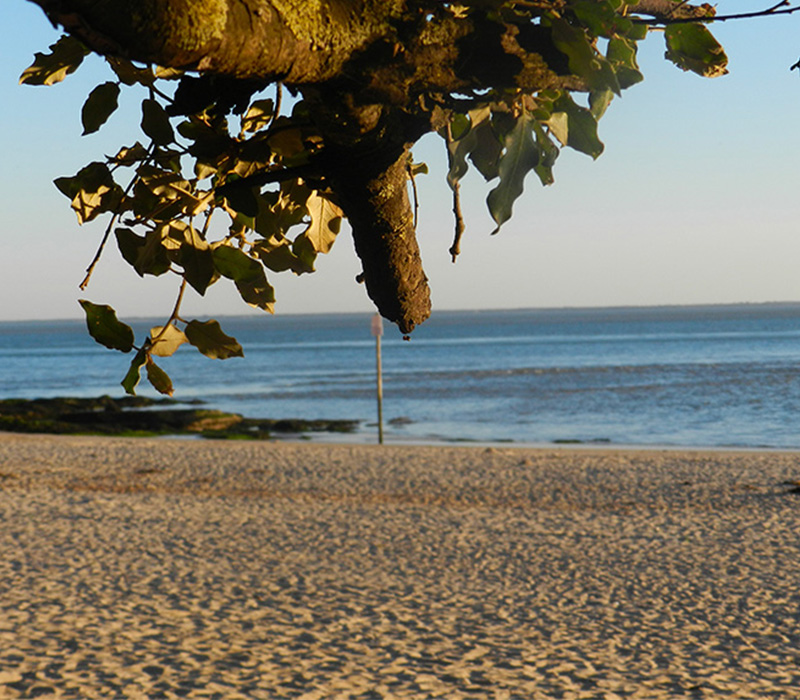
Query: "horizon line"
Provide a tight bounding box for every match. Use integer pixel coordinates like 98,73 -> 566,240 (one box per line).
4,299 -> 800,325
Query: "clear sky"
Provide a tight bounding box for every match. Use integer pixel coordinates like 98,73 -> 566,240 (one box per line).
2,2 -> 800,323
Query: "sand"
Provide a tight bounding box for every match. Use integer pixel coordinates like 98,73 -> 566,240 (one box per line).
1,433 -> 799,699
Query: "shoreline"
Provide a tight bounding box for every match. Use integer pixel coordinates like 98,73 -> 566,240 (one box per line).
296,430 -> 800,454
6,427 -> 800,455
2,434 -> 799,698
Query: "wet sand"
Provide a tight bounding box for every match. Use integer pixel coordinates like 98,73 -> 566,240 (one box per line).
1,433 -> 799,699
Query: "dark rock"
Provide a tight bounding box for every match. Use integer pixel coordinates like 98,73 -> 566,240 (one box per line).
0,396 -> 359,439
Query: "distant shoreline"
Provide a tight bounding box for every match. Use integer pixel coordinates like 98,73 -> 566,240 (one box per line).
4,299 -> 800,325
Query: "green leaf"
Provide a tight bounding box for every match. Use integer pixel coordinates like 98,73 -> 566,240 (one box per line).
79,300 -> 134,353
546,111 -> 568,147
298,192 -> 342,254
291,192 -> 343,271
115,228 -> 171,277
139,229 -> 173,276
607,37 -> 644,90
253,236 -> 313,274
195,161 -> 217,180
266,119 -> 307,165
551,94 -> 604,159
134,164 -> 207,216
81,82 -> 120,135
153,146 -> 184,174
169,223 -> 215,293
225,184 -> 260,218
233,138 -> 273,179
180,241 -> 216,296
445,106 -> 491,188
449,113 -> 470,141
212,245 -> 275,311
121,348 -> 147,395
145,358 -> 174,396
532,121 -> 560,186
185,320 -> 244,359
106,57 -> 154,87
664,24 -> 728,78
19,36 -> 87,86
115,227 -> 144,268
212,246 -> 263,282
486,110 -> 539,234
141,98 -> 175,145
149,324 -> 188,358
112,142 -> 149,166
548,17 -> 620,95
241,99 -> 275,133
468,122 -> 503,181
54,162 -> 124,224
626,23 -> 648,43
589,88 -> 614,120
235,277 -> 275,312
256,180 -> 313,237
570,0 -> 633,38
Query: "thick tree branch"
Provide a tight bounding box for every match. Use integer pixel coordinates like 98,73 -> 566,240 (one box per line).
27,0 -> 406,82
329,143 -> 431,334
27,0 -> 585,99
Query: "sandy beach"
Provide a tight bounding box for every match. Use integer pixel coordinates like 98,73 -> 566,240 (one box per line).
1,434 -> 799,699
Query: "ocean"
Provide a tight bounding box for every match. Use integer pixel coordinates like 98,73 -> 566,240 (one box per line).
3,304 -> 800,449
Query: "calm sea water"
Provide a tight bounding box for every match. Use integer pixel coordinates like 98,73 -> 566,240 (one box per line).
3,304 -> 800,448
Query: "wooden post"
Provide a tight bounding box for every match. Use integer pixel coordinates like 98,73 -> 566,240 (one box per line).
371,313 -> 384,444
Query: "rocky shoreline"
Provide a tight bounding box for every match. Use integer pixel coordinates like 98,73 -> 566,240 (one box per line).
0,396 -> 359,439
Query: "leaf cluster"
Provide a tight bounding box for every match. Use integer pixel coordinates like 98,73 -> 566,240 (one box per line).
79,300 -> 243,396
440,0 -> 728,234
23,39 -> 343,395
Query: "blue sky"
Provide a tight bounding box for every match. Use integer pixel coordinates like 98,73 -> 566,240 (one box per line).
2,2 -> 800,322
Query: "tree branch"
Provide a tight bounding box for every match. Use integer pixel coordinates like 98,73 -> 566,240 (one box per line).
631,0 -> 800,24
216,162 -> 323,196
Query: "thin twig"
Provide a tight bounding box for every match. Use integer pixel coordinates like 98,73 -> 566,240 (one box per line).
79,212 -> 120,290
269,83 -> 282,132
200,206 -> 215,239
151,278 -> 188,344
408,160 -> 420,229
445,122 -> 465,263
79,144 -> 157,290
632,0 -> 799,23
449,182 -> 465,263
